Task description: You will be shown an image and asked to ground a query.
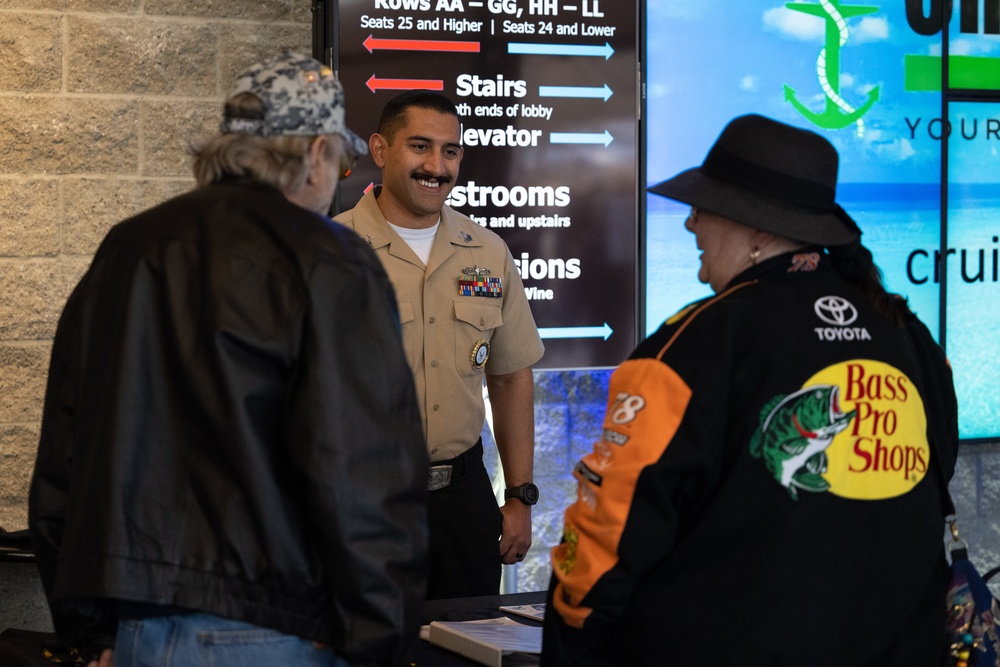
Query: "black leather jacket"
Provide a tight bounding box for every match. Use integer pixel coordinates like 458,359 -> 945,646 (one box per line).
28,181 -> 429,666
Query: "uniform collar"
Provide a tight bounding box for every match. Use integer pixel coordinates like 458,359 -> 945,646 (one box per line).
351,186 -> 484,250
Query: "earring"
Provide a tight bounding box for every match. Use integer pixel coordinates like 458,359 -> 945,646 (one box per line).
750,246 -> 761,265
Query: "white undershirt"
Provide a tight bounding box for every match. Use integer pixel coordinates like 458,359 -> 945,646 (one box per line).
388,219 -> 440,265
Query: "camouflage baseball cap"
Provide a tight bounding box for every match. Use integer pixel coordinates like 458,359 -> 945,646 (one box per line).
220,50 -> 367,156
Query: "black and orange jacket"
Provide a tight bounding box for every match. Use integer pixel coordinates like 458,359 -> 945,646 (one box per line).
543,250 -> 957,666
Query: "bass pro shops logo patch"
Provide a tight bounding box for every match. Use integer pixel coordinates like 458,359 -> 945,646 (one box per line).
750,360 -> 930,501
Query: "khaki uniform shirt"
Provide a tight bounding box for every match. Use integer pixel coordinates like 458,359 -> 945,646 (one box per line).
336,188 -> 544,461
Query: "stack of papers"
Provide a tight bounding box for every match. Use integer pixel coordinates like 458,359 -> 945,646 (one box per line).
427,616 -> 542,667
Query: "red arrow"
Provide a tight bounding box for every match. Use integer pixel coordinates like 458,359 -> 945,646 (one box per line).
366,75 -> 444,93
364,35 -> 480,53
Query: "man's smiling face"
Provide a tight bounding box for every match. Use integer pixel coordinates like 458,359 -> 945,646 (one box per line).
370,106 -> 464,229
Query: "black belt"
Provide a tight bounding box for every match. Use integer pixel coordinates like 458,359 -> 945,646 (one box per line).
428,438 -> 483,491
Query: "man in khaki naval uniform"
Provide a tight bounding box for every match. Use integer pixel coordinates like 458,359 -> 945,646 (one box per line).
336,91 -> 544,599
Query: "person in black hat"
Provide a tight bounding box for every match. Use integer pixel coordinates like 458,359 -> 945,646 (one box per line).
542,114 -> 958,666
29,51 -> 428,667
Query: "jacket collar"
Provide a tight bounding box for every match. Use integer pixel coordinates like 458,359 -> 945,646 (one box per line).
725,247 -> 829,289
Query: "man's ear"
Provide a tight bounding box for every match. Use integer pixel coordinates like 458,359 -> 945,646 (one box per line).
305,136 -> 330,184
369,133 -> 387,168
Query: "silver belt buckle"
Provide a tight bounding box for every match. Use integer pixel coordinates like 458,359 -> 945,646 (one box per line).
428,465 -> 453,491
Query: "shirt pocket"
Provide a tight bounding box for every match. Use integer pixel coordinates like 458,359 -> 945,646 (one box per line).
397,300 -> 418,367
454,300 -> 503,377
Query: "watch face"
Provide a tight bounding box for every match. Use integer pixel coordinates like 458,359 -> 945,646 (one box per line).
522,483 -> 539,505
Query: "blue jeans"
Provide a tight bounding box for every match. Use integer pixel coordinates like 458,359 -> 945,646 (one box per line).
113,612 -> 348,667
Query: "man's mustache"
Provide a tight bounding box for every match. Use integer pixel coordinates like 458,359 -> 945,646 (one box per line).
412,172 -> 451,185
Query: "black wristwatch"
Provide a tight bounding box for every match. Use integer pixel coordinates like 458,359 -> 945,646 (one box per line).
504,482 -> 539,506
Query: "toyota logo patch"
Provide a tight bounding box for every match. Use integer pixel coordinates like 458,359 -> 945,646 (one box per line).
814,296 -> 858,326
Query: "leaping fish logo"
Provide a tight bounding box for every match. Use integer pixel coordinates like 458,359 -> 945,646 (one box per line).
749,385 -> 856,500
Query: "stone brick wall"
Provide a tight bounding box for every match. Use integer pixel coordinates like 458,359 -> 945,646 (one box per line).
0,1 -> 312,531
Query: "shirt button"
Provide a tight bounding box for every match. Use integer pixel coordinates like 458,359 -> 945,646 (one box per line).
429,317 -> 436,324
431,360 -> 439,368
432,404 -> 440,412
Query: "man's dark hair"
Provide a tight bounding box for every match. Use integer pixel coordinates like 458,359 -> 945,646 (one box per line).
377,91 -> 458,142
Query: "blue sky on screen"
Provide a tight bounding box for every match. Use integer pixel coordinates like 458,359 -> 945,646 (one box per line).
645,0 -> 946,187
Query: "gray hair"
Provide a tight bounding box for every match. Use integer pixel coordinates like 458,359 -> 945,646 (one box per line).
191,92 -> 340,191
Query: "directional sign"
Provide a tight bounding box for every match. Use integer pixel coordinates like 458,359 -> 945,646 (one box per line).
331,0 -> 640,370
508,41 -> 615,59
365,75 -> 444,93
539,323 -> 614,340
363,35 -> 481,53
549,130 -> 614,146
539,84 -> 613,101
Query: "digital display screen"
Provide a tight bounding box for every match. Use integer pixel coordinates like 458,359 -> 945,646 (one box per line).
333,0 -> 642,369
945,99 -> 1000,440
644,1 -> 1000,440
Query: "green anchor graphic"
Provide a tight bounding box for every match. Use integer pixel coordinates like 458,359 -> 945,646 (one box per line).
783,0 -> 881,136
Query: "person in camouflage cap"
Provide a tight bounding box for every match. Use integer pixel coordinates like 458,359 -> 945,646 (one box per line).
220,49 -> 367,153
191,49 -> 368,215
29,50 -> 428,667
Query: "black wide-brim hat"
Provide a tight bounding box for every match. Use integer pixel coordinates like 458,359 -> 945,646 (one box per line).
648,114 -> 859,246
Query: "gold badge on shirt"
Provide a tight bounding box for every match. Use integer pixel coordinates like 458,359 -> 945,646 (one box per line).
470,340 -> 490,370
